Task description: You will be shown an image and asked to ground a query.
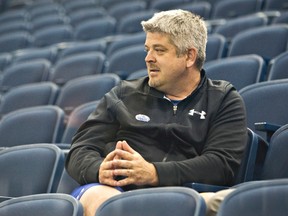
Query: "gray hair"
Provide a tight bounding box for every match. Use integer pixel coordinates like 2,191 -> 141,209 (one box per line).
141,9 -> 207,70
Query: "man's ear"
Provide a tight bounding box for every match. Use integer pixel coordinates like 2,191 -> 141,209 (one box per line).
186,48 -> 197,68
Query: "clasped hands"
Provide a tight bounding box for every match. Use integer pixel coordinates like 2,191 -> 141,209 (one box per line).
99,140 -> 158,187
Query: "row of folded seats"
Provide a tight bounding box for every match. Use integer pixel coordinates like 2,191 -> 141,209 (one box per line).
0,19 -> 287,82
0,0 -> 287,52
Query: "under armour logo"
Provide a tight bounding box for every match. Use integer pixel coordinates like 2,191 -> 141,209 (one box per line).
188,109 -> 206,119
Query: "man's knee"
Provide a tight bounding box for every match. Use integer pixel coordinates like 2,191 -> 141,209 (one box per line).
80,185 -> 122,216
205,188 -> 235,216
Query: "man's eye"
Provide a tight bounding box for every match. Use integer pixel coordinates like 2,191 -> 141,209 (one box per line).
155,49 -> 164,53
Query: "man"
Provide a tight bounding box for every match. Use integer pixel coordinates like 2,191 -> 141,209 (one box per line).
66,9 -> 247,216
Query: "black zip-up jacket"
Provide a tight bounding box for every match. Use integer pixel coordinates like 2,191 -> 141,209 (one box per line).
66,71 -> 247,189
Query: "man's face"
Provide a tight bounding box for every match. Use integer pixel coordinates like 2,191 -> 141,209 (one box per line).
144,32 -> 189,93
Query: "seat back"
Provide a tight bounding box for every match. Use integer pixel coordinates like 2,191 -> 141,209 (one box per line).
0,194 -> 83,216
0,105 -> 65,147
108,1 -> 147,20
13,47 -> 58,64
239,79 -> 288,139
260,124 -> 288,180
0,82 -> 59,116
61,101 -> 100,144
206,34 -> 227,62
214,13 -> 268,42
0,59 -> 51,93
33,25 -> 74,47
56,169 -> 80,194
55,74 -> 120,115
218,179 -> 288,216
104,44 -> 146,79
205,54 -> 265,90
0,144 -> 65,197
51,52 -> 106,86
267,51 -> 288,81
59,40 -> 107,59
228,24 -> 288,63
116,10 -> 156,34
211,0 -> 262,19
96,187 -> 206,216
74,16 -> 116,41
68,7 -> 107,27
0,32 -> 32,53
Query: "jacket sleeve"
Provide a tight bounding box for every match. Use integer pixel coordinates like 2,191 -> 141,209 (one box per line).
65,87 -> 120,185
153,85 -> 247,187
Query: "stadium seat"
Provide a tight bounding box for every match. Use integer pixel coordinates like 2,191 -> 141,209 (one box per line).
267,51 -> 288,81
105,32 -> 145,57
0,82 -> 59,117
0,53 -> 12,71
60,100 -> 100,145
204,54 -> 266,90
116,10 -> 156,34
0,144 -> 65,199
0,32 -> 33,53
96,187 -> 206,216
50,52 -> 106,86
12,47 -> 58,64
149,0 -> 189,11
263,0 -> 288,11
217,179 -> 288,216
58,40 -> 107,59
55,74 -> 120,115
0,21 -> 31,36
228,24 -> 288,63
31,14 -> 68,32
239,79 -> 288,140
177,2 -> 212,19
108,1 -> 147,20
0,105 -> 65,147
74,16 -> 116,41
211,0 -> 262,19
33,25 -> 74,47
56,169 -> 80,194
206,34 -> 227,62
214,13 -> 268,42
104,44 -> 147,79
0,193 -> 83,216
68,7 -> 107,27
0,59 -> 51,93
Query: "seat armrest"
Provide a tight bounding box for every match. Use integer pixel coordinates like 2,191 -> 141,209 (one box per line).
183,182 -> 229,193
254,122 -> 281,142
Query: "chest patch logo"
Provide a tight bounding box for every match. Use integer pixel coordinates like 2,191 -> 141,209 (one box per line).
135,114 -> 150,122
188,109 -> 206,119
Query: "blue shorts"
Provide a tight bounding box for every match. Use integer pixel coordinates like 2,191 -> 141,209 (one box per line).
71,183 -> 124,200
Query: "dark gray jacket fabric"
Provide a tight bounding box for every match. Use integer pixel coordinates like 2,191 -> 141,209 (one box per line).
66,70 -> 247,189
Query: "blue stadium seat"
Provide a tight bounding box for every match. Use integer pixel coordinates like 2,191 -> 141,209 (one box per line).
104,44 -> 146,79
96,187 -> 206,216
205,54 -> 266,90
228,24 -> 288,63
267,51 -> 288,80
0,82 -> 59,117
0,144 -> 65,199
0,193 -> 83,216
0,105 -> 65,147
0,59 -> 51,93
50,52 -> 106,86
217,179 -> 288,216
55,74 -> 120,115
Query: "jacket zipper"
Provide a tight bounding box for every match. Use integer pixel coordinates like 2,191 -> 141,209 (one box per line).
173,105 -> 177,115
